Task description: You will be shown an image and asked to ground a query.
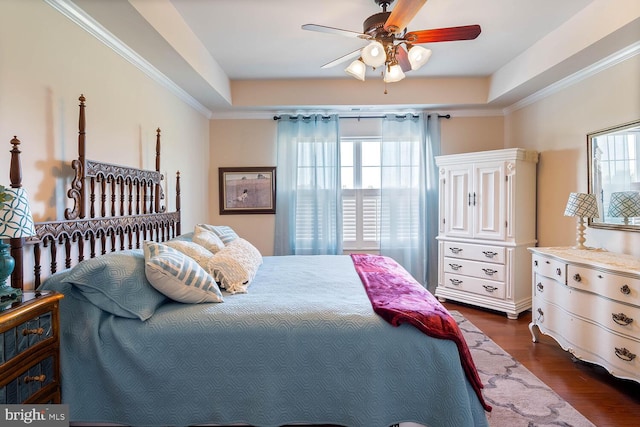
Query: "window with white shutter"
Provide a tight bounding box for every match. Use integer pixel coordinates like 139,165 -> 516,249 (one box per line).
341,138 -> 381,250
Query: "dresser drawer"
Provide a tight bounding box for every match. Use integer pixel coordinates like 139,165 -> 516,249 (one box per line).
536,277 -> 640,339
444,273 -> 506,299
1,310 -> 54,365
567,264 -> 639,305
442,241 -> 504,263
532,254 -> 566,283
0,354 -> 57,404
443,257 -> 505,281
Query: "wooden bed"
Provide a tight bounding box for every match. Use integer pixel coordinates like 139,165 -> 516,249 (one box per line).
5,95 -> 490,427
9,95 -> 181,291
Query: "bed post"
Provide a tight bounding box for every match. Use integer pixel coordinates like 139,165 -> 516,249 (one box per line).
9,136 -> 24,291
155,128 -> 161,214
65,94 -> 86,220
176,171 -> 181,235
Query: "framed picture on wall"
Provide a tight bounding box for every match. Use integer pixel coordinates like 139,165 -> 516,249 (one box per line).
218,166 -> 276,214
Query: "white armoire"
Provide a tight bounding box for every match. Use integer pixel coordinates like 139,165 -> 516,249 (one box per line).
435,148 -> 538,319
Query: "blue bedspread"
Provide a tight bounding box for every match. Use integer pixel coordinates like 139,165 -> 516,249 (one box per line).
41,255 -> 488,427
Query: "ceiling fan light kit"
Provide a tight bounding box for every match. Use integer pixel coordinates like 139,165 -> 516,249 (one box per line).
303,0 -> 481,88
345,58 -> 367,81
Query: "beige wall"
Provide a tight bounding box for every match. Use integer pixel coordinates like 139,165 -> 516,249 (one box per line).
0,0 -> 210,284
209,119 -> 277,255
505,55 -> 640,256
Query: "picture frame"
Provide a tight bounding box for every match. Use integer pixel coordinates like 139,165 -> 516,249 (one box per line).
219,167 -> 276,215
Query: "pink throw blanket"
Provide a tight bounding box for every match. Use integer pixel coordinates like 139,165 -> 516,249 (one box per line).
351,253 -> 491,412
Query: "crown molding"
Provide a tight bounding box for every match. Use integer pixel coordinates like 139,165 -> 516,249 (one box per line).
44,0 -> 212,118
504,41 -> 640,115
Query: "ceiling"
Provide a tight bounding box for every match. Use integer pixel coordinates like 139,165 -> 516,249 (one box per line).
67,0 -> 638,116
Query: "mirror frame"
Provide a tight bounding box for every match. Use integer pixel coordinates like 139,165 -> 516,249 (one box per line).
588,119 -> 640,232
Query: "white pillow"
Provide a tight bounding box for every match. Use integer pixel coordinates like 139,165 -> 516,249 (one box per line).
199,224 -> 239,245
164,240 -> 214,269
206,238 -> 263,294
143,241 -> 223,303
193,225 -> 225,253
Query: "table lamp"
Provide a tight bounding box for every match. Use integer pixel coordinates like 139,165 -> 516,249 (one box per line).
608,191 -> 640,225
563,192 -> 599,250
0,186 -> 35,302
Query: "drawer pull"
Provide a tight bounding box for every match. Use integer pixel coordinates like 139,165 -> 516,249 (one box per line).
482,251 -> 498,259
22,327 -> 45,336
536,308 -> 544,321
612,313 -> 634,326
482,268 -> 497,276
536,282 -> 544,292
449,263 -> 462,271
449,278 -> 463,286
482,285 -> 498,293
534,260 -> 538,267
572,273 -> 581,282
556,268 -> 562,276
23,374 -> 46,384
449,247 -> 463,254
620,285 -> 631,295
614,347 -> 636,362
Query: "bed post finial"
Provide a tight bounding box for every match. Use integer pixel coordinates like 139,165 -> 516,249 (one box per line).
9,136 -> 22,188
65,94 -> 87,220
176,171 -> 181,235
8,136 -> 25,291
155,128 -> 161,213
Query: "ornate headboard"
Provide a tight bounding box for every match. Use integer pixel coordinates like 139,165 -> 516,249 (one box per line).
9,95 -> 181,290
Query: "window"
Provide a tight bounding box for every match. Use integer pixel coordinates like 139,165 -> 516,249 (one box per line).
341,137 -> 381,250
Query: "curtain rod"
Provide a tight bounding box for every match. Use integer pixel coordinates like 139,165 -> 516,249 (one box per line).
273,114 -> 451,121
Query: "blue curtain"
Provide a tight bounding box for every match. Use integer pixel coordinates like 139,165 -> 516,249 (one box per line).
380,113 -> 440,290
274,115 -> 342,255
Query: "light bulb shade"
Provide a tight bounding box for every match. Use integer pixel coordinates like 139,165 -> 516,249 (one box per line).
361,41 -> 386,68
408,46 -> 432,70
0,187 -> 35,239
383,63 -> 406,83
345,59 -> 366,81
608,191 -> 640,218
564,192 -> 599,218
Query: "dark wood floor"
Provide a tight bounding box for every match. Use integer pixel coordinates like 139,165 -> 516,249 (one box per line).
444,301 -> 640,427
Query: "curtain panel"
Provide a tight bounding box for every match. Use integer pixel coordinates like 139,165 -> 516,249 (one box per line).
275,115 -> 342,255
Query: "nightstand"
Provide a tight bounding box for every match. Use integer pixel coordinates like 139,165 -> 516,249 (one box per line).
0,291 -> 63,403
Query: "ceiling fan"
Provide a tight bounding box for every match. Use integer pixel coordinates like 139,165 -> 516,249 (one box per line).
302,0 -> 481,84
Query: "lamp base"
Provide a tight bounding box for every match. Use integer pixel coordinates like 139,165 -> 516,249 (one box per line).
0,241 -> 21,306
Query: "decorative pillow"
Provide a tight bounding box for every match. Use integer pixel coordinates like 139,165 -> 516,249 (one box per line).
205,238 -> 263,294
169,231 -> 194,242
198,224 -> 239,245
164,240 -> 214,269
62,250 -> 167,321
143,241 -> 223,304
193,225 -> 225,253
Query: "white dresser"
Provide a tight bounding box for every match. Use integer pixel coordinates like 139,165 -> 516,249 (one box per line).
435,148 -> 538,319
529,247 -> 639,383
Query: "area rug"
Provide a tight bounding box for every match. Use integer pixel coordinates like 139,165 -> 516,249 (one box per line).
449,310 -> 596,427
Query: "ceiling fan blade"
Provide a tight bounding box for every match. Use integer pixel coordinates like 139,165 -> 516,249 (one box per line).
302,24 -> 369,39
395,45 -> 411,72
405,25 -> 481,44
321,49 -> 362,69
384,0 -> 427,34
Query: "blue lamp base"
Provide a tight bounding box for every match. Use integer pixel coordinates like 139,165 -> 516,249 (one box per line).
0,241 -> 22,305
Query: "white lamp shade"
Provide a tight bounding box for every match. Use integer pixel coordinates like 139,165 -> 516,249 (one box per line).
345,59 -> 366,81
608,191 -> 640,218
0,187 -> 35,238
408,46 -> 432,70
383,63 -> 406,83
564,192 -> 599,218
361,41 -> 386,68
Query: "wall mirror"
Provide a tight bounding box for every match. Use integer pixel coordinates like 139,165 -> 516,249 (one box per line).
588,119 -> 640,231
